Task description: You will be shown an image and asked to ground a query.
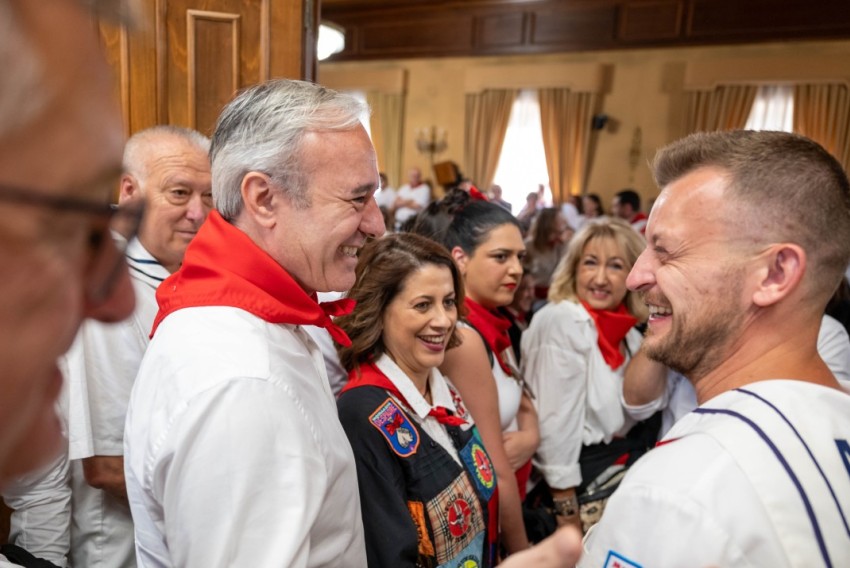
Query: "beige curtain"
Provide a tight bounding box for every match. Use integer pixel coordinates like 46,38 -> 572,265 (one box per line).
367,92 -> 405,188
684,85 -> 758,133
538,88 -> 596,204
464,89 -> 518,189
794,83 -> 850,173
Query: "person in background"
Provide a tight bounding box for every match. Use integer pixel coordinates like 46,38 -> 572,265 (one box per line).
432,200 -> 538,555
581,194 -> 605,222
522,219 -> 659,534
337,232 -> 497,567
124,79 -> 383,567
501,271 -> 536,365
66,126 -> 212,568
516,191 -> 541,235
489,184 -> 512,212
394,166 -> 431,230
524,208 -> 573,301
375,171 -> 396,230
611,188 -> 647,235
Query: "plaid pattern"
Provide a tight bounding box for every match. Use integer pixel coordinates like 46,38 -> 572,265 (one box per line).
426,474 -> 486,564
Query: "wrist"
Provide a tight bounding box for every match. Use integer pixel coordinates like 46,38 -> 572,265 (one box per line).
552,493 -> 579,517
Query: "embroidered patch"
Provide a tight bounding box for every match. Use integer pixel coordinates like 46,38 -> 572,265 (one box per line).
435,531 -> 485,568
370,398 -> 419,457
604,550 -> 642,568
460,431 -> 496,501
407,500 -> 435,557
426,475 -> 485,565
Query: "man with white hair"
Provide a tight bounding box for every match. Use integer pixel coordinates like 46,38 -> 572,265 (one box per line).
68,126 -> 212,567
124,79 -> 384,567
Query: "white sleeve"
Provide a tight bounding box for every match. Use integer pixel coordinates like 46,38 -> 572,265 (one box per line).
411,185 -> 431,207
579,480 -> 750,568
68,318 -> 145,458
147,380 -> 330,568
522,310 -> 590,489
817,314 -> 850,389
2,450 -> 71,567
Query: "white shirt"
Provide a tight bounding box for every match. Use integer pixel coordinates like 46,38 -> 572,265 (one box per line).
66,238 -> 168,568
582,380 -> 850,567
125,306 -> 366,568
521,300 -> 642,489
625,314 -> 850,437
393,182 -> 430,228
374,354 -> 468,464
374,185 -> 396,210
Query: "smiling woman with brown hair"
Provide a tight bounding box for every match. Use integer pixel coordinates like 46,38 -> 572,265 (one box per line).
336,232 -> 498,568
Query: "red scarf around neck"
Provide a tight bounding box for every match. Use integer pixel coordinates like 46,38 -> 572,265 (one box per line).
464,298 -> 513,375
151,211 -> 354,346
342,361 -> 466,427
580,301 -> 637,370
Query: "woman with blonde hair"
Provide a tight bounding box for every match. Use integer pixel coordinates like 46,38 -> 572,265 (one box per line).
521,218 -> 659,534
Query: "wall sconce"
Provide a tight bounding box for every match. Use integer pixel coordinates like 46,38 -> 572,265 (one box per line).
318,22 -> 345,61
415,126 -> 448,164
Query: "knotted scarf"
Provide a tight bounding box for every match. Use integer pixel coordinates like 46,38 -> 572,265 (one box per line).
580,300 -> 637,370
151,211 -> 354,346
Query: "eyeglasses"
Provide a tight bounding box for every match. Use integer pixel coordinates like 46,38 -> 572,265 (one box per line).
0,182 -> 145,305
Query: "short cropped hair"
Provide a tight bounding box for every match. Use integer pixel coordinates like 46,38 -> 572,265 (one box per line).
549,218 -> 648,320
123,125 -> 210,182
210,79 -> 367,220
653,130 -> 850,301
336,232 -> 465,373
614,189 -> 641,212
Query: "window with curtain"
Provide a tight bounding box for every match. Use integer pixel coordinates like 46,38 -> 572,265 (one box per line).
492,90 -> 550,212
745,85 -> 794,131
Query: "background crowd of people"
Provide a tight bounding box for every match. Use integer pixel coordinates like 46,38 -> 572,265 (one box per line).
0,1 -> 849,567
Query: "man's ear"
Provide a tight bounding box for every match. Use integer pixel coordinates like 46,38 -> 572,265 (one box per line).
240,172 -> 280,228
451,246 -> 468,274
752,243 -> 806,307
118,174 -> 139,204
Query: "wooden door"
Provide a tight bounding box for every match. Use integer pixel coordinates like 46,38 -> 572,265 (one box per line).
100,0 -> 317,136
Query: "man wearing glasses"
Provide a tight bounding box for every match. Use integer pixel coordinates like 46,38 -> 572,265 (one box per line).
65,126 -> 212,568
0,0 -> 137,489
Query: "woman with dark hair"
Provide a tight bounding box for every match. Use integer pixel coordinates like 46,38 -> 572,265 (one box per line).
521,218 -> 659,534
582,193 -> 605,220
336,232 -> 497,568
421,200 -> 538,553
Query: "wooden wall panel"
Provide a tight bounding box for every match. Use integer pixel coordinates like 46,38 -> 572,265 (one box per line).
187,10 -> 240,133
323,0 -> 850,61
618,1 -> 683,42
99,0 -> 314,136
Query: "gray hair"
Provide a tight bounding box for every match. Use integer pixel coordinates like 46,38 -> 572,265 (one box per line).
123,125 -> 210,183
0,0 -> 137,140
210,79 -> 367,220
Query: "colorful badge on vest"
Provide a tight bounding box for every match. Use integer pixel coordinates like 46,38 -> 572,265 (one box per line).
370,398 -> 420,457
460,431 -> 496,501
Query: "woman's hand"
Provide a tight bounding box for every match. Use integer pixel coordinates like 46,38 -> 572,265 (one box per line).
502,430 -> 537,470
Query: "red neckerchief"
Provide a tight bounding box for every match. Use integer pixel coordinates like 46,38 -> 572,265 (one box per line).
151,211 -> 354,346
342,361 -> 466,427
467,185 -> 488,201
465,298 -> 513,375
580,301 -> 637,370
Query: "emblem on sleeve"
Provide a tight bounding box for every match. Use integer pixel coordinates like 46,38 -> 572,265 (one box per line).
369,398 -> 420,457
604,550 -> 642,568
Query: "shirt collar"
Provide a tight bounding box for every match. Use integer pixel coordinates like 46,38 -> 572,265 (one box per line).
375,353 -> 457,420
